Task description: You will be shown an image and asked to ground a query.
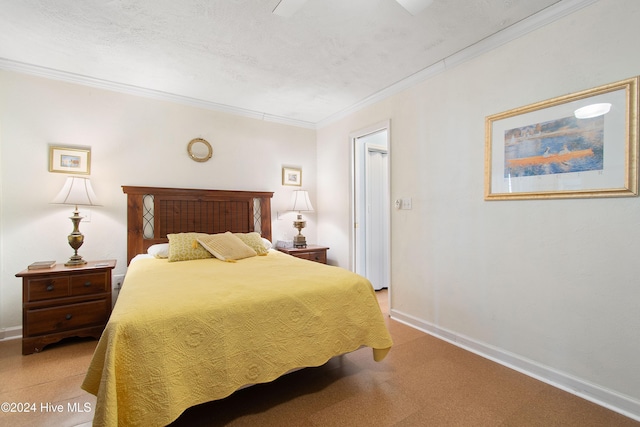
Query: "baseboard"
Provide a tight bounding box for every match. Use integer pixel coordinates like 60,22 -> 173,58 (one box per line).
0,326 -> 22,342
390,308 -> 640,422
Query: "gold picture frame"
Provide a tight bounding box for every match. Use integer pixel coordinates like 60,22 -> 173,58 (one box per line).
282,167 -> 302,186
49,145 -> 91,175
485,77 -> 638,200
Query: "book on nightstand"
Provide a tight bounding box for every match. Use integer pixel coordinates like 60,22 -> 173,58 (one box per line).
27,260 -> 56,270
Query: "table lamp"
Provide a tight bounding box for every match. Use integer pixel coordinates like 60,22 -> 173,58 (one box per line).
290,190 -> 313,248
51,177 -> 101,266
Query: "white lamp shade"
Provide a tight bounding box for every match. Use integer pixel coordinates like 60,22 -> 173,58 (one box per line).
290,190 -> 314,212
52,177 -> 101,206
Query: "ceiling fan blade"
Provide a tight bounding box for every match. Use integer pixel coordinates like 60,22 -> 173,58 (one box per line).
273,0 -> 432,18
272,0 -> 309,17
395,0 -> 433,15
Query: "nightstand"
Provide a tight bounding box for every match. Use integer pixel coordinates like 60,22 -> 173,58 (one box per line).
16,260 -> 116,355
277,245 -> 329,264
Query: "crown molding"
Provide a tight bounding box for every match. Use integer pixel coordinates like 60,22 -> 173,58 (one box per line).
0,58 -> 316,130
0,0 -> 597,131
316,0 -> 599,128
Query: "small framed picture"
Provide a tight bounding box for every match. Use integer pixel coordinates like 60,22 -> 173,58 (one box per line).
49,145 -> 91,175
282,167 -> 302,186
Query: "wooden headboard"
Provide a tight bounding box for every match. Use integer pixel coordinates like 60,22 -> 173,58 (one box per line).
122,186 -> 274,265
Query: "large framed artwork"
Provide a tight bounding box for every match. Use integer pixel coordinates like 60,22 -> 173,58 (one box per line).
485,77 -> 638,200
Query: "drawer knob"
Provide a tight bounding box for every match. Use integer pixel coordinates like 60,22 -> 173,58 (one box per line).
84,281 -> 92,287
65,314 -> 73,321
46,283 -> 55,292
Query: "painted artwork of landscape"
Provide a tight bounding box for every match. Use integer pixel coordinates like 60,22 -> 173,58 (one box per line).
504,115 -> 604,178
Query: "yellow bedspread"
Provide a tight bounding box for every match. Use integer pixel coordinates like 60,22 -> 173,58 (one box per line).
82,251 -> 392,426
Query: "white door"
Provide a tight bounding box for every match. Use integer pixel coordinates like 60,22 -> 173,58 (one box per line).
365,145 -> 389,290
352,122 -> 390,292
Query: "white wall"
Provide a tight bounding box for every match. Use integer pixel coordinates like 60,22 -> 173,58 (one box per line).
318,0 -> 640,419
0,71 -> 317,334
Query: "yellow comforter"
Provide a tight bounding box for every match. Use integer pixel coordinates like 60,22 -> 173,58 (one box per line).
82,251 -> 392,426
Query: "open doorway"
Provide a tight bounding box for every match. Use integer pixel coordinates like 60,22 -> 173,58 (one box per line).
351,121 -> 391,296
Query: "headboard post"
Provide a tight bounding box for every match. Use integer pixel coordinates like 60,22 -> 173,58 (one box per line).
126,192 -> 145,261
122,186 -> 274,265
260,197 -> 272,244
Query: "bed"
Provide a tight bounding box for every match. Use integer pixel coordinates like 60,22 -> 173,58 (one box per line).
82,186 -> 393,427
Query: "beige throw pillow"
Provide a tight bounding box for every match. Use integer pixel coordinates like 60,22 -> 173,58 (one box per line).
197,232 -> 257,262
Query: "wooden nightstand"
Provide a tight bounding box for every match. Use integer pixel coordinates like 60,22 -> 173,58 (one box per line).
277,245 -> 329,264
16,260 -> 116,355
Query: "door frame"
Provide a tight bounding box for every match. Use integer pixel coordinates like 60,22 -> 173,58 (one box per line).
349,120 -> 391,293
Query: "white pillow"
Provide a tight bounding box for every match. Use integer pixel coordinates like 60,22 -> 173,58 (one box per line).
262,238 -> 273,250
147,243 -> 170,258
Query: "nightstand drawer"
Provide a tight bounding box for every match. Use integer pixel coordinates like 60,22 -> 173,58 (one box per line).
277,245 -> 329,264
25,299 -> 110,336
296,251 -> 327,264
26,277 -> 70,302
71,272 -> 108,296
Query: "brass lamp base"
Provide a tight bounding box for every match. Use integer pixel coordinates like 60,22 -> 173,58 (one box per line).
293,214 -> 307,248
65,208 -> 87,266
293,234 -> 307,248
65,254 -> 87,266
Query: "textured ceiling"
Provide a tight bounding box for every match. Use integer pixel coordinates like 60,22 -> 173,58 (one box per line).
0,0 -> 564,125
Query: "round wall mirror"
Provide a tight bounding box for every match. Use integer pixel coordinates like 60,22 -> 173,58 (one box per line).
187,138 -> 213,162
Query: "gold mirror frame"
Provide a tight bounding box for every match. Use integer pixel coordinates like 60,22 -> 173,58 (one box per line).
187,138 -> 213,162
